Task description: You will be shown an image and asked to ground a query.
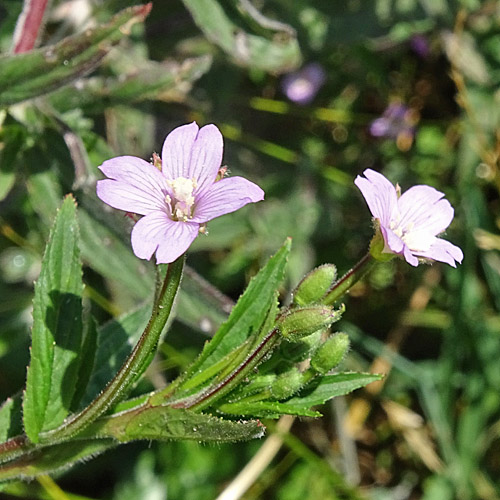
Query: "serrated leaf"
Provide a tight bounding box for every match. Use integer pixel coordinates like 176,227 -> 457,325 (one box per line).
0,396 -> 23,443
80,304 -> 151,407
285,372 -> 383,410
0,4 -> 152,106
182,0 -> 301,73
189,239 -> 291,375
83,406 -> 264,443
23,195 -> 84,443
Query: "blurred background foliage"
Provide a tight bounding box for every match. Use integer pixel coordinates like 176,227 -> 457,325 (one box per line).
0,0 -> 499,498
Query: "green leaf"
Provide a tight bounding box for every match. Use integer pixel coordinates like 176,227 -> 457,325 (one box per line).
189,239 -> 291,375
182,0 -> 301,73
285,372 -> 383,410
23,195 -> 84,443
0,439 -> 115,482
219,372 -> 383,418
218,400 -> 321,419
70,316 -> 98,412
80,304 -> 152,407
0,4 -> 152,107
48,56 -> 212,113
0,396 -> 23,443
83,406 -> 264,443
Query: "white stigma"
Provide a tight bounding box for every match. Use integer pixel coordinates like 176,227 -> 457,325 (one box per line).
166,177 -> 197,221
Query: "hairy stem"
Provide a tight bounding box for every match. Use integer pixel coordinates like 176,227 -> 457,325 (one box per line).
39,256 -> 184,444
322,252 -> 376,306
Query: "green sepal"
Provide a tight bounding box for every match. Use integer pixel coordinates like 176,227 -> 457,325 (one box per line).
369,220 -> 397,263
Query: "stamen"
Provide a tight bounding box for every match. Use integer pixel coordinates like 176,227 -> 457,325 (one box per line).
166,177 -> 197,221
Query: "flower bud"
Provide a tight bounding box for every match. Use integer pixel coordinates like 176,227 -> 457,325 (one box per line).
277,305 -> 342,342
280,328 -> 323,362
311,333 -> 350,374
270,367 -> 304,400
292,264 -> 337,306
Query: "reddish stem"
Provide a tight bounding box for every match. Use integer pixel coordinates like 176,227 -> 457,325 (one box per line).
12,0 -> 50,54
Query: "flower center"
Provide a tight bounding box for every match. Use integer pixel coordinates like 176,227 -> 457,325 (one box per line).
165,177 -> 197,221
389,217 -> 433,252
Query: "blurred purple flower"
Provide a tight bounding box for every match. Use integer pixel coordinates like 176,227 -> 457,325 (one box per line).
369,102 -> 416,140
96,122 -> 264,264
355,169 -> 463,267
410,34 -> 430,58
281,63 -> 326,105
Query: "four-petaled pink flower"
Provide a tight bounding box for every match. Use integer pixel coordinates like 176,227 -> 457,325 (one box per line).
355,169 -> 463,267
96,122 -> 264,264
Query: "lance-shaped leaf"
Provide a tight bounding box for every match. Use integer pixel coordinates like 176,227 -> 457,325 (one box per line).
285,372 -> 383,410
182,0 -> 301,73
218,372 -> 383,418
81,406 -> 264,443
188,239 -> 291,375
0,4 -> 152,107
23,195 -> 84,443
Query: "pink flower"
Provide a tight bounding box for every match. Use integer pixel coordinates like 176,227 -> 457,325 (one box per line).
96,122 -> 264,264
355,169 -> 463,267
281,63 -> 326,105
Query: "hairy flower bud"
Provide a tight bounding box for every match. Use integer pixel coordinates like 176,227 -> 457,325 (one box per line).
277,305 -> 342,342
311,333 -> 350,374
292,264 -> 337,306
280,328 -> 323,362
270,367 -> 304,400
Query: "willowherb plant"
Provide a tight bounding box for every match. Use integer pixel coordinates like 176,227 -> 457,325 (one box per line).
0,122 -> 462,482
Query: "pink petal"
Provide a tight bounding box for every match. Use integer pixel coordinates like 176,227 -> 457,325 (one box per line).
413,237 -> 464,267
354,169 -> 398,226
397,185 -> 453,235
97,156 -> 168,215
381,226 -> 404,254
191,176 -> 265,223
131,212 -> 199,264
403,245 -> 419,266
161,122 -> 223,194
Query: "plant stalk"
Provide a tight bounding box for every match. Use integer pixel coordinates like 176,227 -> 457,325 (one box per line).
322,252 -> 376,306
